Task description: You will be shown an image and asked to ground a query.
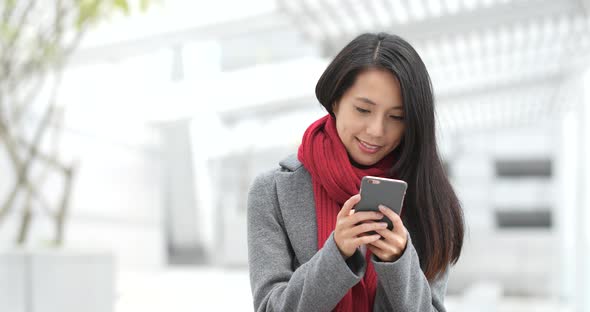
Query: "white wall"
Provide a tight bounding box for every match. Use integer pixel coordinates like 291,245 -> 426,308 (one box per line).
0,113 -> 166,270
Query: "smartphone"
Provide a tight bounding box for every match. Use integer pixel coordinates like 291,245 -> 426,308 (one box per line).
355,176 -> 408,232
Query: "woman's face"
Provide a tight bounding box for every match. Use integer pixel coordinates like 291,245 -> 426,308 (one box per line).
332,68 -> 405,166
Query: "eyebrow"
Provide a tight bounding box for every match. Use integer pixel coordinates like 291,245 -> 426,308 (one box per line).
355,97 -> 403,111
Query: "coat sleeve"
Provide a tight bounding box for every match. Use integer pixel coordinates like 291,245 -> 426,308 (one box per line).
247,171 -> 366,312
371,234 -> 449,312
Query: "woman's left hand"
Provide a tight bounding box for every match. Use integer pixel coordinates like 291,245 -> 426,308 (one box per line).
366,205 -> 408,262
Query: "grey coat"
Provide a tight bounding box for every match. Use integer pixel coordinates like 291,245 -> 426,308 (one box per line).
247,154 -> 449,312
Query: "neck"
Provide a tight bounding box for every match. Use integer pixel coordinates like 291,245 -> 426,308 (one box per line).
349,155 -> 373,170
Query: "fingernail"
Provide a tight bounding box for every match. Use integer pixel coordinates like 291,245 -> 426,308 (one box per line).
378,205 -> 387,211
380,223 -> 388,227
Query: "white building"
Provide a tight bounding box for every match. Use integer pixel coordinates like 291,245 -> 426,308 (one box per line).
2,0 -> 590,311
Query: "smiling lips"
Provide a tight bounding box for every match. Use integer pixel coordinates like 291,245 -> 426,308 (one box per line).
357,138 -> 382,154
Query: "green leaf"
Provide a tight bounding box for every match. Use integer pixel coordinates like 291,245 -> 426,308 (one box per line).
0,23 -> 18,42
42,41 -> 60,62
5,0 -> 16,9
75,0 -> 102,29
140,0 -> 150,12
113,0 -> 130,15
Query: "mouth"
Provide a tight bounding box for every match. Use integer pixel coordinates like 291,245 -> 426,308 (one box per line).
356,138 -> 382,154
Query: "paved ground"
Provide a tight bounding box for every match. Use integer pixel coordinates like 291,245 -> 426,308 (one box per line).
115,267 -> 573,312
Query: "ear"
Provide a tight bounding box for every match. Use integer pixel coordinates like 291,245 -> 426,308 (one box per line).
332,101 -> 340,116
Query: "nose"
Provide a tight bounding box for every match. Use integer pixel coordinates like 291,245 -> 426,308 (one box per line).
366,117 -> 385,138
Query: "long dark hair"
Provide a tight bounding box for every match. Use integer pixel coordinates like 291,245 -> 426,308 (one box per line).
315,32 -> 464,280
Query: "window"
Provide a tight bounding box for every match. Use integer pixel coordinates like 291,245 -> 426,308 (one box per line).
495,209 -> 552,229
494,159 -> 552,178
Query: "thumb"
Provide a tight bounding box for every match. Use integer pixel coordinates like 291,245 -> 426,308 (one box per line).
338,194 -> 361,218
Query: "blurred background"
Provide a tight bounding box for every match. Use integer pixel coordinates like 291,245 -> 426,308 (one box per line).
1,0 -> 590,311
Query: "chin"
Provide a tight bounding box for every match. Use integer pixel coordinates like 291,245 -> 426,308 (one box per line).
352,155 -> 380,167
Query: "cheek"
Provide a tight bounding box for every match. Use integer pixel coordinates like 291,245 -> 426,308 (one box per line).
387,127 -> 405,146
337,119 -> 358,139
336,121 -> 351,144
348,118 -> 366,136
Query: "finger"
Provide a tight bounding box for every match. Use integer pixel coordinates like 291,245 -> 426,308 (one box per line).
349,221 -> 388,237
366,244 -> 385,259
352,234 -> 381,247
378,205 -> 405,235
367,237 -> 393,251
366,243 -> 379,253
339,194 -> 361,218
347,211 -> 384,227
368,241 -> 399,259
374,229 -> 405,247
372,228 -> 397,242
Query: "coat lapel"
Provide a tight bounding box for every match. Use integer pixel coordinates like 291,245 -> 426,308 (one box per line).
274,167 -> 318,264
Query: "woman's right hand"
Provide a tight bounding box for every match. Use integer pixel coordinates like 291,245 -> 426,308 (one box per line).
333,194 -> 389,259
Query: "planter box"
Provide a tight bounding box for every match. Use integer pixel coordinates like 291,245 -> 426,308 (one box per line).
0,250 -> 114,312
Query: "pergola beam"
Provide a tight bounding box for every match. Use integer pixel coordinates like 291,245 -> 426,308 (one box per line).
325,0 -> 579,55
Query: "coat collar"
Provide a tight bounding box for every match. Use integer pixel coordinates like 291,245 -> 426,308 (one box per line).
275,155 -> 318,264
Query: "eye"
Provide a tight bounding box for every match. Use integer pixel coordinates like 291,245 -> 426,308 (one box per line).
390,115 -> 405,121
355,107 -> 370,114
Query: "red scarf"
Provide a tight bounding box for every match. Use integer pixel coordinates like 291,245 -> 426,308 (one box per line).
297,114 -> 396,312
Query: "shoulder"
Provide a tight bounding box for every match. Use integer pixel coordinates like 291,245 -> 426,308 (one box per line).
278,154 -> 303,172
249,154 -> 308,197
253,153 -> 306,183
248,154 -> 310,223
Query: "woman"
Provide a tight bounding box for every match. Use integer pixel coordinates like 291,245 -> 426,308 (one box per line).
247,32 -> 464,312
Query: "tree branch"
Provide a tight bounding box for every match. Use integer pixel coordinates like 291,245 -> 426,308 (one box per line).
1,0 -> 150,246
0,0 -> 38,81
54,164 -> 74,245
26,179 -> 55,219
16,187 -> 33,245
0,93 -> 57,224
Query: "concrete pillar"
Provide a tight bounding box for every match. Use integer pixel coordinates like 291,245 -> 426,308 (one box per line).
578,68 -> 590,312
558,109 -> 578,310
159,119 -> 203,264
